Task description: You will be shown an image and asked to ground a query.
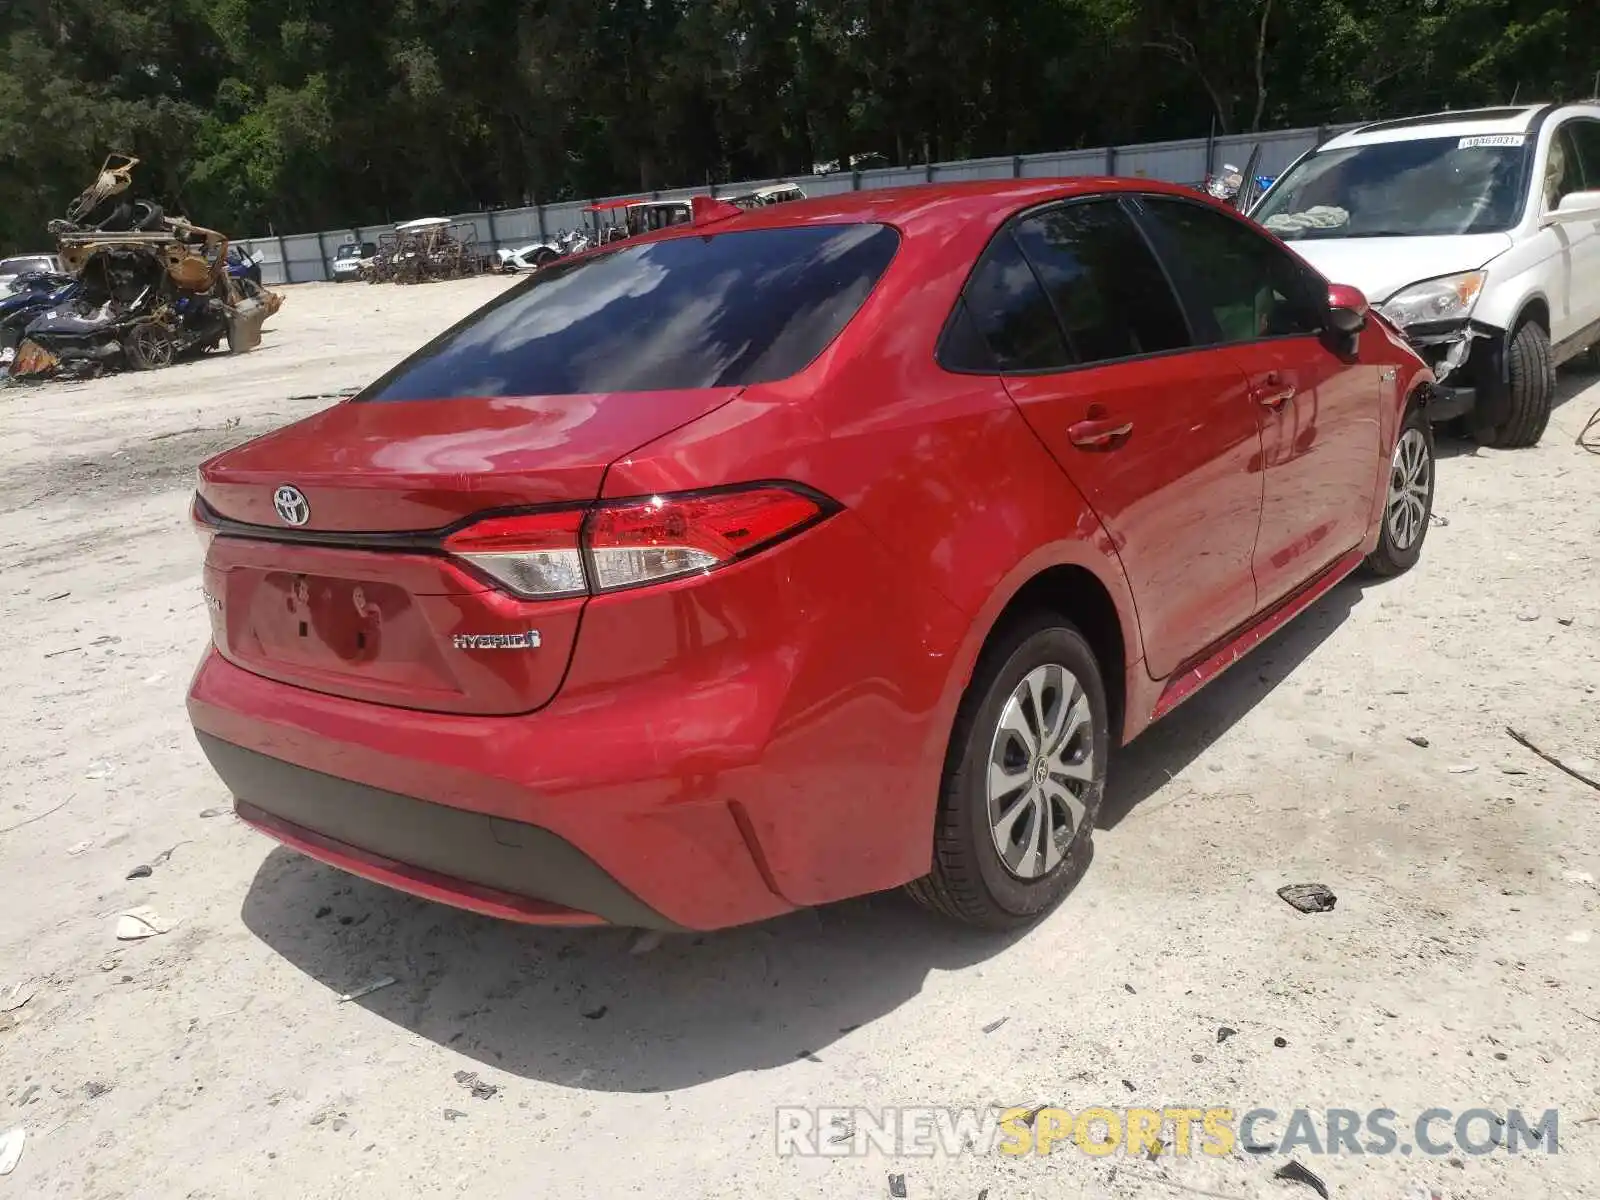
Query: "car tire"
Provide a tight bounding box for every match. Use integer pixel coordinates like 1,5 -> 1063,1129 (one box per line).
1361,399 -> 1435,578
1473,320 -> 1554,448
906,613 -> 1108,929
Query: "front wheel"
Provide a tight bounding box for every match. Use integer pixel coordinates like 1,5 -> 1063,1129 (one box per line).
906,614 -> 1108,929
1362,400 -> 1434,578
1473,320 -> 1554,448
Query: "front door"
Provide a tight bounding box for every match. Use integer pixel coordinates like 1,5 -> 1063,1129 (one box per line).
966,199 -> 1265,679
1132,195 -> 1381,610
1551,119 -> 1600,347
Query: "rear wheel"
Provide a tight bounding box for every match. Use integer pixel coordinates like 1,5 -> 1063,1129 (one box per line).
906,613 -> 1108,929
1472,320 -> 1554,448
123,322 -> 174,371
1362,401 -> 1434,578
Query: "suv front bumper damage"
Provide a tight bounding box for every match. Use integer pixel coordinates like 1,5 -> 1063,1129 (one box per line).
1402,318 -> 1506,423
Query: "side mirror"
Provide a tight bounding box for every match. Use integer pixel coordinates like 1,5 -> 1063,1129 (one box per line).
1326,283 -> 1368,335
1541,189 -> 1600,226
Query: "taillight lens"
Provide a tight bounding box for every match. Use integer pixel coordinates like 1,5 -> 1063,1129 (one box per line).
586,487 -> 825,591
442,485 -> 831,599
443,509 -> 586,598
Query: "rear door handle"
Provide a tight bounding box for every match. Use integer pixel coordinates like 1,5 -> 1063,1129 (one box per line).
1067,417 -> 1134,449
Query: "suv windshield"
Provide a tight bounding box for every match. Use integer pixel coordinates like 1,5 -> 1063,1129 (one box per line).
0,257 -> 51,274
367,223 -> 900,399
336,244 -> 360,259
1253,136 -> 1530,239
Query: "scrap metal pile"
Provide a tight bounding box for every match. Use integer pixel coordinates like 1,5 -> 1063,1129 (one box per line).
361,218 -> 489,284
5,155 -> 283,381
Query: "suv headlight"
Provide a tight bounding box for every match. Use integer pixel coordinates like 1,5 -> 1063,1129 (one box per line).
1378,271 -> 1486,328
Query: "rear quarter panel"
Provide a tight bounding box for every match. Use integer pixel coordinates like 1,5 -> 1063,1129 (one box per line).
602,204 -> 1145,902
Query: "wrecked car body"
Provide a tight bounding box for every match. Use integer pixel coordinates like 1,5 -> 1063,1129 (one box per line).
8,155 -> 283,380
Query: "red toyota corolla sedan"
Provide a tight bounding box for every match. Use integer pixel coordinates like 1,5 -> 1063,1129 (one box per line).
187,179 -> 1435,931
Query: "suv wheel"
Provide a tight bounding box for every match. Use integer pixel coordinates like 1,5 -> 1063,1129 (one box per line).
906,614 -> 1108,929
1362,400 -> 1434,577
1473,320 -> 1554,448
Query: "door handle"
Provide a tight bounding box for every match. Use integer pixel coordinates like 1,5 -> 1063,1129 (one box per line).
1067,417 -> 1134,449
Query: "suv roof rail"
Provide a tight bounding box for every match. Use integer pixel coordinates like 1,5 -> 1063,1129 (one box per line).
1348,105 -> 1544,137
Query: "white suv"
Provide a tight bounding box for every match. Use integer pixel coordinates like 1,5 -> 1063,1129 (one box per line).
1252,104 -> 1600,447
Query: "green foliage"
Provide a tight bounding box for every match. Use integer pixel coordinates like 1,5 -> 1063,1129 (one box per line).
0,0 -> 1594,249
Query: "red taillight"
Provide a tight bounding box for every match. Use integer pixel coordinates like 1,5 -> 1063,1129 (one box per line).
586,487 -> 825,591
442,485 -> 831,599
443,509 -> 586,599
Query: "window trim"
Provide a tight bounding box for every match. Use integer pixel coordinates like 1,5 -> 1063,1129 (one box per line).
934,193 -> 1201,378
1125,191 -> 1334,350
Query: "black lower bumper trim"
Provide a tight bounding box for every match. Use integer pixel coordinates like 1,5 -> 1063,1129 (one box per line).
1423,384 -> 1475,422
197,733 -> 679,929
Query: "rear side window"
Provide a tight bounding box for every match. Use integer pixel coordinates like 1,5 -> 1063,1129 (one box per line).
367,224 -> 899,399
1010,201 -> 1190,364
944,232 -> 1069,372
1137,198 -> 1326,343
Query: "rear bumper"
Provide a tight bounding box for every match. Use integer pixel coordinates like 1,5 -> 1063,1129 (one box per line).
199,733 -> 679,928
186,508 -> 968,930
189,649 -> 795,930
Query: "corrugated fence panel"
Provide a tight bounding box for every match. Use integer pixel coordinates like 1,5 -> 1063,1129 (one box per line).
797,173 -> 857,196
488,208 -> 541,244
1018,149 -> 1109,178
1113,137 -> 1208,183
246,124 -> 1356,272
280,233 -> 325,284
930,155 -> 1014,183
543,201 -> 589,236
857,166 -> 927,191
1214,129 -> 1318,178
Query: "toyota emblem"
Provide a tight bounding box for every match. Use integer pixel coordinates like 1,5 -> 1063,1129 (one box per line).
273,485 -> 310,527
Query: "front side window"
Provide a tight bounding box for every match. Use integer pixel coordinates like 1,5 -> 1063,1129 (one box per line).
1545,124 -> 1591,212
367,223 -> 900,399
1010,201 -> 1190,365
1138,198 -> 1326,344
1253,136 -> 1530,238
1566,120 -> 1600,195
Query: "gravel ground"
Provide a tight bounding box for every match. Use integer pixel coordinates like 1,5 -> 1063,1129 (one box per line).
1,278 -> 1597,1200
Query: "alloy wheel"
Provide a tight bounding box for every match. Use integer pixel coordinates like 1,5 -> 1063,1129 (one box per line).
1386,427 -> 1431,552
985,663 -> 1095,879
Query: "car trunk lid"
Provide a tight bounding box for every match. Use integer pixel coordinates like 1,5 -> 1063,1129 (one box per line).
197,389 -> 739,714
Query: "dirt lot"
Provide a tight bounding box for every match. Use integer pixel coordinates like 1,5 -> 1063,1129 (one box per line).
1,279 -> 1597,1200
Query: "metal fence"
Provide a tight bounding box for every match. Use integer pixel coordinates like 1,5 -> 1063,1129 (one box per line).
240,123 -> 1344,287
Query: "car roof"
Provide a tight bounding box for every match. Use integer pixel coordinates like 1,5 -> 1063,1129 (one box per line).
1325,103 -> 1600,149
651,177 -> 1204,240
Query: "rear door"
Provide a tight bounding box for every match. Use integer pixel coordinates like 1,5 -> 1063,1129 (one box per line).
1132,194 -> 1380,611
956,198 -> 1264,679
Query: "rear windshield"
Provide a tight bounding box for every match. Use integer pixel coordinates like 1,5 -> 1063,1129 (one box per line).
366,223 -> 900,399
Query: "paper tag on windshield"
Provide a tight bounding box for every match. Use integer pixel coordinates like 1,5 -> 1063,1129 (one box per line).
1458,134 -> 1525,148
